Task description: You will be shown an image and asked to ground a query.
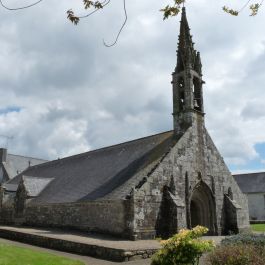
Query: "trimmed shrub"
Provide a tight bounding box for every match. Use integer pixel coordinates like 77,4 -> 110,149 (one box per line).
151,226 -> 215,265
221,233 -> 265,247
207,244 -> 265,265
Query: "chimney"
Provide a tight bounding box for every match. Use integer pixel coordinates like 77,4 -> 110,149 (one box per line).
0,148 -> 7,162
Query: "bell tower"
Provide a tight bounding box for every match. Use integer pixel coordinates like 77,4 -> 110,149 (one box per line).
172,7 -> 204,135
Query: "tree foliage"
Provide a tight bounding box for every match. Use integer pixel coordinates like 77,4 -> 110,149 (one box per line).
0,0 -> 263,46
0,0 -> 263,22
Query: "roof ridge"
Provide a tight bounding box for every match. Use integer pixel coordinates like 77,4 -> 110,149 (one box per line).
8,153 -> 48,161
233,171 -> 265,176
25,130 -> 174,171
22,175 -> 53,180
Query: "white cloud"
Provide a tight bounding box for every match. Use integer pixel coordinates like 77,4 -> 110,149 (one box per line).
0,0 -> 265,171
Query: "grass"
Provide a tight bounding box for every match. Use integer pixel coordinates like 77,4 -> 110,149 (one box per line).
0,243 -> 85,265
251,223 -> 265,232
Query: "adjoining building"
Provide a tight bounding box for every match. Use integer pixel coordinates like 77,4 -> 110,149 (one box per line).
234,172 -> 265,221
0,8 -> 250,240
0,148 -> 47,184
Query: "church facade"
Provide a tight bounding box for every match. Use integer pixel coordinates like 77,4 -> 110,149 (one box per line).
0,8 -> 249,240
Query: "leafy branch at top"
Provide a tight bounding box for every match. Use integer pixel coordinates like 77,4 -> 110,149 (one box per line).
222,0 -> 264,17
159,0 -> 264,19
160,0 -> 185,20
67,0 -> 105,25
0,0 -> 263,47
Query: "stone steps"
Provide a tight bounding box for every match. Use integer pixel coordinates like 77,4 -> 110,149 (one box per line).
0,226 -> 160,262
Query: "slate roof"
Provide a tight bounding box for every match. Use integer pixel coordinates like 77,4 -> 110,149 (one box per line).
23,176 -> 54,197
2,153 -> 47,180
2,183 -> 18,192
7,131 -> 175,203
233,172 -> 265,193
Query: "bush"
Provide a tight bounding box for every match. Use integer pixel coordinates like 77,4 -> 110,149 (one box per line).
151,226 -> 215,265
221,233 -> 265,247
207,244 -> 265,265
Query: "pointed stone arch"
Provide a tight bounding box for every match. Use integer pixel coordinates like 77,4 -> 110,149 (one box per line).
190,181 -> 217,235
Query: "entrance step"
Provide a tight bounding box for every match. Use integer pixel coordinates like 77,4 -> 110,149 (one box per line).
0,226 -> 161,262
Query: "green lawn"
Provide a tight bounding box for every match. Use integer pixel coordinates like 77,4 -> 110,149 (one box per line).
251,223 -> 265,232
0,243 -> 85,265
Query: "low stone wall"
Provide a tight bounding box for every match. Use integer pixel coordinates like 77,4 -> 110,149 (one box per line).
0,199 -> 133,238
250,220 -> 265,224
0,227 -> 158,262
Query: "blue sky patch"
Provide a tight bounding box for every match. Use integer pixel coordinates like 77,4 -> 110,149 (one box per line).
230,142 -> 265,173
255,142 -> 265,159
0,106 -> 21,115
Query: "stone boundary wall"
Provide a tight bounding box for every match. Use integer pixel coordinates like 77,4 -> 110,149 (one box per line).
250,220 -> 265,224
0,199 -> 133,238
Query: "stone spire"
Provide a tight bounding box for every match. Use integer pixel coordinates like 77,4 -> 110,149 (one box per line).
176,7 -> 196,73
172,7 -> 204,135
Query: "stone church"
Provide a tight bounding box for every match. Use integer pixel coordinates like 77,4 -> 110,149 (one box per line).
0,8 -> 249,240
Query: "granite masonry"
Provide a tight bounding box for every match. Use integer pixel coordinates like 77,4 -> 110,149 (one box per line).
0,8 -> 250,240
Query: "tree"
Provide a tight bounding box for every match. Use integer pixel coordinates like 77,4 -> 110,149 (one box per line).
0,0 -> 263,46
65,0 -> 263,22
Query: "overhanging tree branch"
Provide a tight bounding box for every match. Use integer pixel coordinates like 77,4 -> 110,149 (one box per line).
0,0 -> 263,47
0,0 -> 44,10
103,0 -> 127,47
223,0 -> 264,16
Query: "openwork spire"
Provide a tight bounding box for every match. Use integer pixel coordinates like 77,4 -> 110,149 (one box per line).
176,7 -> 197,73
172,7 -> 205,135
179,7 -> 193,50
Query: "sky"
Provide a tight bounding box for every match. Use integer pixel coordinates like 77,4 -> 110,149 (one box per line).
0,0 -> 265,173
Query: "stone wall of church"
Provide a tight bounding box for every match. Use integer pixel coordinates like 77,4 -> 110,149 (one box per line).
131,114 -> 250,239
204,125 -> 250,234
0,200 -> 133,238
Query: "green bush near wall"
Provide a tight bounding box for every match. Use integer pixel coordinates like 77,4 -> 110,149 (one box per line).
207,244 -> 265,265
221,233 -> 265,247
206,234 -> 265,265
151,226 -> 215,265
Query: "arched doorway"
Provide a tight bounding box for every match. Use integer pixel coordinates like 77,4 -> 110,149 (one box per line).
190,181 -> 217,235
